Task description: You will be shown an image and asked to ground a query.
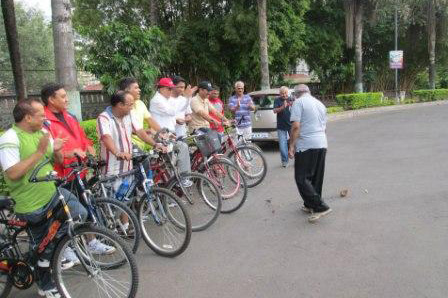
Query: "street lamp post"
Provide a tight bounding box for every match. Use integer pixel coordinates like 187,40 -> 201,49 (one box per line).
394,2 -> 399,101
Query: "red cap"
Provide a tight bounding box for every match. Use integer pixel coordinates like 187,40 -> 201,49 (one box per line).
157,78 -> 176,88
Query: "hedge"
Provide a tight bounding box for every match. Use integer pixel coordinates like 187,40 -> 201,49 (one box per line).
412,89 -> 448,102
335,92 -> 384,110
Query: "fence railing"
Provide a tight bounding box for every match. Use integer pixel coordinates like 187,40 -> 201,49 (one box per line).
0,90 -> 108,129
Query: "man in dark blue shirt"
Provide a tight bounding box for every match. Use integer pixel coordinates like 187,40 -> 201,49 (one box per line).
273,86 -> 293,167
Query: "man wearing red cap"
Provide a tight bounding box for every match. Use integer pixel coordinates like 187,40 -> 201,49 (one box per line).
150,77 -> 192,185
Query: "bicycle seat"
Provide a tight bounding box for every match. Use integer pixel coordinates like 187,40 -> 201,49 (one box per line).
0,196 -> 14,210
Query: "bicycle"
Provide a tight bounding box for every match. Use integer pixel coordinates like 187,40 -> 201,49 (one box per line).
188,130 -> 248,213
149,133 -> 223,231
64,153 -> 142,254
221,120 -> 268,188
89,150 -> 192,257
0,160 -> 139,298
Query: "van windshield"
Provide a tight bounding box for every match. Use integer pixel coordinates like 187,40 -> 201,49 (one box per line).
252,95 -> 278,110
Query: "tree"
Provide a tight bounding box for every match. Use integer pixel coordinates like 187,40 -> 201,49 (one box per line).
258,0 -> 270,90
73,0 -> 310,95
81,22 -> 171,100
1,0 -> 26,99
52,0 -> 82,119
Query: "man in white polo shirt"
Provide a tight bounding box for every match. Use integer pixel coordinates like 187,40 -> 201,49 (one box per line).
149,78 -> 192,185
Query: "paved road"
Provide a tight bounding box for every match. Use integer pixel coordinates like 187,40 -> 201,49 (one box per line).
14,103 -> 448,298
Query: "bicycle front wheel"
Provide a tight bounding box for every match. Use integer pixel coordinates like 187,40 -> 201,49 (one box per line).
52,224 -> 139,298
94,197 -> 141,253
138,187 -> 191,257
167,172 -> 222,231
229,145 -> 268,188
204,159 -> 248,213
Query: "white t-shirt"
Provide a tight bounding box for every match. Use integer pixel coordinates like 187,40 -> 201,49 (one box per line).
173,95 -> 192,137
290,93 -> 327,152
149,92 -> 177,132
0,128 -> 53,172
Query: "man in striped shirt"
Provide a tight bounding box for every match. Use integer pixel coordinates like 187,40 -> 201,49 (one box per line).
97,91 -> 163,176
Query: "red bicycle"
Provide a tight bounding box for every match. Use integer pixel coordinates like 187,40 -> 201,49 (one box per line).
220,121 -> 268,188
150,134 -> 222,231
188,130 -> 248,213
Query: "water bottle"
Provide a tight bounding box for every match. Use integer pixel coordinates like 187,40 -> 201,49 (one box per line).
115,179 -> 130,201
146,169 -> 154,187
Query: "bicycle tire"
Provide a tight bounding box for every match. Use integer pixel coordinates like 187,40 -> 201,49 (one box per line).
167,172 -> 222,231
138,187 -> 192,257
229,145 -> 268,188
204,159 -> 248,214
0,236 -> 13,298
52,224 -> 139,298
94,197 -> 141,254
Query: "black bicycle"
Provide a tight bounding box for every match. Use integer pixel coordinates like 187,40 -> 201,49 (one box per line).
89,150 -> 192,258
0,160 -> 139,297
65,154 -> 142,253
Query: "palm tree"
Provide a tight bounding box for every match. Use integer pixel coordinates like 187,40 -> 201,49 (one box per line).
52,0 -> 82,119
258,0 -> 270,90
1,0 -> 27,99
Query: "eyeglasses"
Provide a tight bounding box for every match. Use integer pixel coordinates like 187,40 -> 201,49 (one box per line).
122,102 -> 134,107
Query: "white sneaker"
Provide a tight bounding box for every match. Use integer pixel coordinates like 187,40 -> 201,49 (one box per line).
38,287 -> 61,298
308,208 -> 332,223
63,246 -> 80,266
60,257 -> 74,270
300,205 -> 313,213
181,178 -> 193,187
88,239 -> 116,255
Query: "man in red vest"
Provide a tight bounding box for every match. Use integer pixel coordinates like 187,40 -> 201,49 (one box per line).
41,83 -> 115,258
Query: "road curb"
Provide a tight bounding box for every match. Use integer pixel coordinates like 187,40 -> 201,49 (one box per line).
327,100 -> 448,122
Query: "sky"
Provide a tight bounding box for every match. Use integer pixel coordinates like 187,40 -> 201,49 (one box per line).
17,0 -> 52,19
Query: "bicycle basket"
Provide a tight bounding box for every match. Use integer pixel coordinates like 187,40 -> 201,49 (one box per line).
196,130 -> 221,157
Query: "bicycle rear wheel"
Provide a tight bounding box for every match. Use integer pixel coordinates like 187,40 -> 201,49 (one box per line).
53,224 -> 139,298
0,236 -> 13,298
167,172 -> 222,232
94,198 -> 141,253
204,159 -> 248,213
229,145 -> 267,188
138,187 -> 191,257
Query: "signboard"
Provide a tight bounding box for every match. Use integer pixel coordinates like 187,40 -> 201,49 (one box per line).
389,50 -> 404,69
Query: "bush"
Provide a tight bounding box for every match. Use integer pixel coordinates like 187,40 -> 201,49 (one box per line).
327,106 -> 344,114
412,89 -> 448,102
335,92 -> 384,110
80,119 -> 99,153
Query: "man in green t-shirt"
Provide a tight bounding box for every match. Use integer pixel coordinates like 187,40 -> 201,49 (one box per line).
0,99 -> 87,298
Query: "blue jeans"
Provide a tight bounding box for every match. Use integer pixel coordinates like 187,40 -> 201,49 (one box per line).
278,129 -> 289,163
16,188 -> 87,290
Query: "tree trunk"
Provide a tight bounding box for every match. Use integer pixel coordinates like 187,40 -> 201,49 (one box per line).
257,0 -> 270,90
354,0 -> 364,93
150,0 -> 158,26
428,0 -> 436,89
51,0 -> 82,120
1,0 -> 27,100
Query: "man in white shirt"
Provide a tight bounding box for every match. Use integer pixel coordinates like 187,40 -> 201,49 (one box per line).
149,78 -> 192,182
171,76 -> 196,138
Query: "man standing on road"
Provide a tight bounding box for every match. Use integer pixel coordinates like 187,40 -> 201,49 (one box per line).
41,83 -> 116,259
228,81 -> 255,141
171,75 -> 195,138
189,81 -> 229,132
0,99 -> 87,297
149,78 -> 193,186
288,84 -> 332,222
208,86 -> 225,139
273,86 -> 293,168
118,77 -> 161,149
